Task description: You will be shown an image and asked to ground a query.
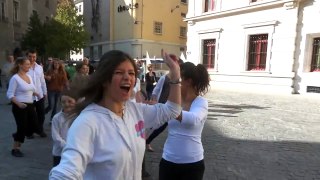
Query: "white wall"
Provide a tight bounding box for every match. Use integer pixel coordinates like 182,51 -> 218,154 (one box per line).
186,1 -> 311,94
296,0 -> 320,93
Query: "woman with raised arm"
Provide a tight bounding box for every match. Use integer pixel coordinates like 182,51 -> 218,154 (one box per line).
49,49 -> 181,180
159,62 -> 210,180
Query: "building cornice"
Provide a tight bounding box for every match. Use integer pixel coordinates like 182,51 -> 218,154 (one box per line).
185,0 -> 304,23
89,39 -> 184,46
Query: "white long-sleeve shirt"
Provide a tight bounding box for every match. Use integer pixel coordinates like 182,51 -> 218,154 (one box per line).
7,74 -> 36,103
51,111 -> 70,156
130,78 -> 141,102
162,96 -> 208,164
27,63 -> 47,101
152,75 -> 166,101
49,101 -> 181,180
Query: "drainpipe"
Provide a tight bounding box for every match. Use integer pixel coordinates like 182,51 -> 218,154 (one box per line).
292,1 -> 302,94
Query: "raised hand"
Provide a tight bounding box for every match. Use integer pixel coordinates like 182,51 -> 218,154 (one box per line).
161,49 -> 180,81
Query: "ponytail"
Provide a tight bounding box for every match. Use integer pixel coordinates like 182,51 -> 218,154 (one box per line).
180,62 -> 210,96
195,64 -> 210,96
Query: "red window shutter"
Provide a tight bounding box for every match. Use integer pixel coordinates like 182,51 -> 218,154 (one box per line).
311,38 -> 320,72
248,34 -> 268,71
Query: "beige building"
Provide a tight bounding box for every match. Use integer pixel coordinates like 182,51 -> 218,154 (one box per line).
0,0 -> 57,65
83,0 -> 188,60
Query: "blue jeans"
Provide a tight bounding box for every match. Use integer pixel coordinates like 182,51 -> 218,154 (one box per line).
46,91 -> 61,120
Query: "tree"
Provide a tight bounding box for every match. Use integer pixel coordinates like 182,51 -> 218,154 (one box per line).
21,11 -> 46,56
46,0 -> 89,59
21,0 -> 89,59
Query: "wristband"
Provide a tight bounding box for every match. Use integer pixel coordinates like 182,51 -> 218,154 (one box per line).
169,78 -> 182,84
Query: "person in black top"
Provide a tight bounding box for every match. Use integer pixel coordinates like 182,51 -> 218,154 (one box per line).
145,65 -> 157,100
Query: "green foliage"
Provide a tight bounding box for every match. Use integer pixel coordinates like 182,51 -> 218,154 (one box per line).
21,0 -> 89,59
21,11 -> 46,56
49,1 -> 89,58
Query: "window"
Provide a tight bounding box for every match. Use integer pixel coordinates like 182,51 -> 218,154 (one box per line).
98,45 -> 102,57
181,13 -> 186,18
251,0 -> 264,2
202,39 -> 216,69
79,5 -> 82,13
13,1 -> 19,22
311,37 -> 320,72
247,34 -> 268,71
180,26 -> 187,37
204,0 -> 215,12
45,0 -> 49,8
181,0 -> 187,3
1,1 -> 6,21
90,46 -> 94,60
154,21 -> 162,35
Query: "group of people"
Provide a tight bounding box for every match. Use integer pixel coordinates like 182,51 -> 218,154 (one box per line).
3,49 -> 95,158
5,47 -> 210,180
6,49 -> 48,157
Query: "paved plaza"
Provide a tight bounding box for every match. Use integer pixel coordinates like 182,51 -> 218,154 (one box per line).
1,87 -> 320,180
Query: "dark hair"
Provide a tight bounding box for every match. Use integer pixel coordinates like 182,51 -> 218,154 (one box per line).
61,88 -> 78,100
73,50 -> 138,116
27,49 -> 37,55
180,62 -> 210,96
75,62 -> 88,72
13,47 -> 23,60
10,56 -> 29,74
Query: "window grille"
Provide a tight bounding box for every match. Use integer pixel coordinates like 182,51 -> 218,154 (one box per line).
45,0 -> 49,8
248,34 -> 268,71
1,1 -> 5,20
204,0 -> 215,12
180,27 -> 186,37
203,39 -> 216,69
311,37 -> 320,72
154,22 -> 162,35
13,1 -> 19,22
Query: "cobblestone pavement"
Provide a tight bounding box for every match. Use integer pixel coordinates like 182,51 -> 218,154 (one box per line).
1,87 -> 320,180
144,89 -> 320,180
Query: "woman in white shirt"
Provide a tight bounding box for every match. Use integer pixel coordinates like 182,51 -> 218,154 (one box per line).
7,57 -> 39,157
159,62 -> 210,180
49,49 -> 181,180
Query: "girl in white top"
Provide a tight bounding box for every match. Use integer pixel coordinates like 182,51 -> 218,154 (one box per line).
7,57 -> 40,157
130,77 -> 143,103
49,49 -> 181,180
51,90 -> 77,167
159,62 -> 210,180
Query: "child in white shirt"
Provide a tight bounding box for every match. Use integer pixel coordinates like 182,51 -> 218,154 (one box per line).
51,92 -> 76,167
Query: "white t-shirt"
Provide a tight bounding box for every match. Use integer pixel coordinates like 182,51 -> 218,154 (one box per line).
7,74 -> 36,103
162,96 -> 208,164
52,111 -> 70,156
27,63 -> 47,100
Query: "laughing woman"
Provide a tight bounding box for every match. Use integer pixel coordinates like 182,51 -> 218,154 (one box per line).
49,50 -> 181,180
